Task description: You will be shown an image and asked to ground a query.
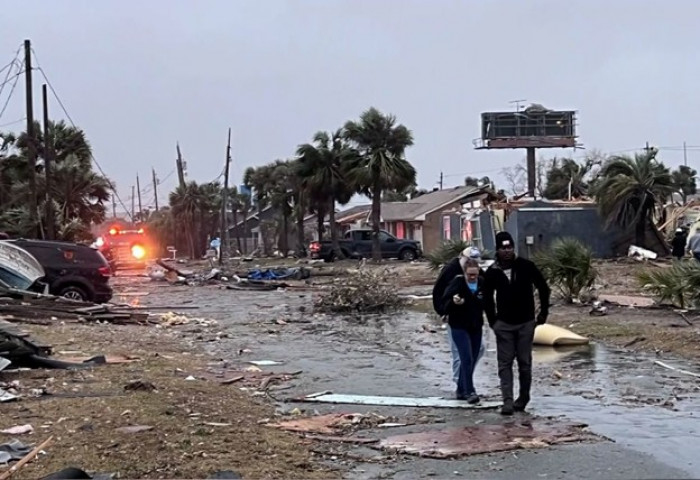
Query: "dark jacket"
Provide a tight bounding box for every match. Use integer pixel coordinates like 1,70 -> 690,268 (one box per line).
671,233 -> 687,258
482,257 -> 550,326
432,258 -> 462,316
441,275 -> 485,332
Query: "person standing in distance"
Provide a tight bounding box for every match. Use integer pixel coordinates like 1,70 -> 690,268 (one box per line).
483,231 -> 550,415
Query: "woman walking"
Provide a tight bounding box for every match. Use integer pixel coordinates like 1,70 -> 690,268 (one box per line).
441,258 -> 484,404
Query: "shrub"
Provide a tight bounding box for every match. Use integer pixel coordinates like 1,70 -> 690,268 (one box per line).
533,238 -> 598,303
637,260 -> 700,309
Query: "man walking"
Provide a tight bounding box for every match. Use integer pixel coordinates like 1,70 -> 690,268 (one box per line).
483,232 -> 550,415
432,247 -> 485,396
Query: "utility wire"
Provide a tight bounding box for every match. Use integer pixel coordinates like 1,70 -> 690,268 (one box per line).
31,48 -> 134,222
0,60 -> 23,122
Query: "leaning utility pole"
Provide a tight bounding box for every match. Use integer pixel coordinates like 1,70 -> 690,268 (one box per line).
111,194 -> 117,218
152,168 -> 159,211
176,143 -> 186,188
24,39 -> 37,234
131,186 -> 135,222
136,174 -> 143,221
219,128 -> 232,266
42,84 -> 55,240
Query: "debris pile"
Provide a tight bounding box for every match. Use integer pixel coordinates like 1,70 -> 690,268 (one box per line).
157,312 -> 218,328
314,269 -> 404,314
0,289 -> 149,325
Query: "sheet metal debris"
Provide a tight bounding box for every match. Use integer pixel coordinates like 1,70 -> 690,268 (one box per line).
599,294 -> 655,308
376,420 -> 597,458
299,392 -> 500,410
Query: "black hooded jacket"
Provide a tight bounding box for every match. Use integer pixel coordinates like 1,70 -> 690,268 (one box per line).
431,258 -> 462,317
482,257 -> 550,326
441,275 -> 485,332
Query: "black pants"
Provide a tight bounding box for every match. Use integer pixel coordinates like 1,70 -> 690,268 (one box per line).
493,320 -> 536,401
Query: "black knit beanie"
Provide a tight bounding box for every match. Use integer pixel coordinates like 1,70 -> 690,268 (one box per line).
495,231 -> 515,250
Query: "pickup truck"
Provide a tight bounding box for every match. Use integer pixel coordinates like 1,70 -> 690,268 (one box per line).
309,229 -> 422,262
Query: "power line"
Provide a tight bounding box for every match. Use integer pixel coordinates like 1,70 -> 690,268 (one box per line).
0,60 -> 22,122
0,117 -> 25,129
30,48 -> 133,222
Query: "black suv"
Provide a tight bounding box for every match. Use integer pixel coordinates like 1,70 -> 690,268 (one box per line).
9,239 -> 114,303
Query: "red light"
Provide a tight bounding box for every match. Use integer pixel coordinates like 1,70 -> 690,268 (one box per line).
137,228 -> 144,234
109,228 -> 118,235
98,266 -> 112,277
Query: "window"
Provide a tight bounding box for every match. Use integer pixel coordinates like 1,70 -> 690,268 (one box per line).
470,217 -> 483,249
396,222 -> 405,239
442,216 -> 451,240
378,231 -> 392,242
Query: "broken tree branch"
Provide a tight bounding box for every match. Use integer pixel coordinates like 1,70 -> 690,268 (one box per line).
0,435 -> 54,480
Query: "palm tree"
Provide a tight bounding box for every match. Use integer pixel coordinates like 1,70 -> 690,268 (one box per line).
594,151 -> 674,248
297,130 -> 355,259
268,160 -> 294,256
169,181 -> 202,258
543,158 -> 595,200
343,107 -> 416,261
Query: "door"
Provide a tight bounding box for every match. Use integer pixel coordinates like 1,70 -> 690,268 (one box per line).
378,231 -> 401,258
353,230 -> 374,258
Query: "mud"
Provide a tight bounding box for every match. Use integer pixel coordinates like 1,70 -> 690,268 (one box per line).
118,275 -> 700,479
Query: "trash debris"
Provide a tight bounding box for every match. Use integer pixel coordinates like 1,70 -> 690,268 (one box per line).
0,388 -> 18,403
653,360 -> 700,378
598,294 -> 656,308
298,392 -> 500,409
124,380 -> 157,392
248,360 -> 284,367
115,425 -> 153,434
376,421 -> 598,458
589,301 -> 608,316
314,269 -> 404,314
628,245 -> 658,261
0,425 -> 33,435
157,312 -> 218,328
0,435 -> 53,479
268,412 -> 395,435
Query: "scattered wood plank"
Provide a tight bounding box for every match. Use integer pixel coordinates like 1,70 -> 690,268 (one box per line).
0,435 -> 54,480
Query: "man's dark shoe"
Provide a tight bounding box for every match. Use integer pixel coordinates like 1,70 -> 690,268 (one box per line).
500,399 -> 514,416
514,396 -> 530,412
466,393 -> 480,405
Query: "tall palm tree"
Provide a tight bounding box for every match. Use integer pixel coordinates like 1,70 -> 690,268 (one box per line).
594,152 -> 674,248
268,160 -> 294,256
169,182 -> 202,258
343,107 -> 416,261
297,130 -> 355,259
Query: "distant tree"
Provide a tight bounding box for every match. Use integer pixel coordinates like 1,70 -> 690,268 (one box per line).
501,161 -> 545,197
464,176 -> 494,189
671,165 -> 697,204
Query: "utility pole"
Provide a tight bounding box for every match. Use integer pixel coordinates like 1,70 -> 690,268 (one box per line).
42,84 -> 55,240
439,171 -> 443,190
112,194 -> 117,218
131,186 -> 135,222
24,39 -> 37,235
152,168 -> 159,211
136,174 -> 143,221
220,128 -> 232,266
684,141 -> 688,167
176,143 -> 186,188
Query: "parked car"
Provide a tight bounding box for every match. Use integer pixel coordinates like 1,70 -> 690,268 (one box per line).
309,229 -> 422,262
7,239 -> 114,303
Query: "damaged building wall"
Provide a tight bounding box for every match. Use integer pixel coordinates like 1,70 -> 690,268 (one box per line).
504,202 -> 622,259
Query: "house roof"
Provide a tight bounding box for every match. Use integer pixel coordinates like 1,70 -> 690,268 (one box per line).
379,186 -> 482,222
337,204 -> 371,223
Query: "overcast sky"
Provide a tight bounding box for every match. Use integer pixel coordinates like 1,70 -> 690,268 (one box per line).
3,0 -> 700,212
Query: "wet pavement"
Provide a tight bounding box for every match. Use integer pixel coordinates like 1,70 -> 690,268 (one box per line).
119,279 -> 700,479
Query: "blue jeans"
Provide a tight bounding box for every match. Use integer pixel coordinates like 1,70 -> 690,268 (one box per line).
449,327 -> 483,397
447,324 -> 485,385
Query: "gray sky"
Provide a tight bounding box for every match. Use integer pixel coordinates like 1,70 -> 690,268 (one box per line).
3,0 -> 700,212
